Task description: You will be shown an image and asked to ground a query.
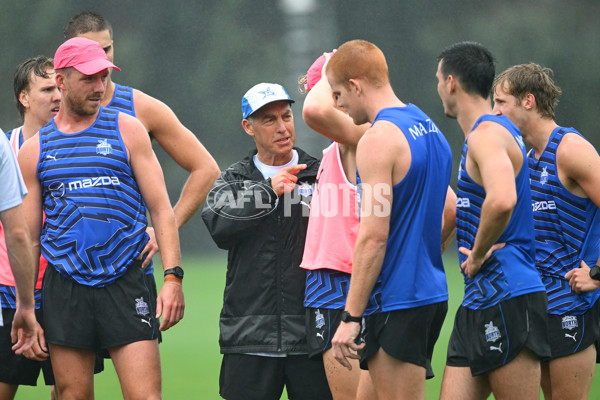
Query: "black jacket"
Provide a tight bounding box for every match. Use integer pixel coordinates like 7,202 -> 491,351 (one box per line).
201,148 -> 319,354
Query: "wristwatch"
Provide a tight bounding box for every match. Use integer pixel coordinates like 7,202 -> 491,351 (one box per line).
589,265 -> 600,281
341,310 -> 362,323
164,266 -> 184,280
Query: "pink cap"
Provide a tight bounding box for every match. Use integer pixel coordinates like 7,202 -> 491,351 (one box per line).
305,52 -> 333,91
54,37 -> 120,75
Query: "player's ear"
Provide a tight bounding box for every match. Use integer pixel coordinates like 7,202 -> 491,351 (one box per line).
55,71 -> 67,91
348,78 -> 361,95
447,74 -> 457,94
241,119 -> 255,138
523,93 -> 536,111
18,90 -> 29,110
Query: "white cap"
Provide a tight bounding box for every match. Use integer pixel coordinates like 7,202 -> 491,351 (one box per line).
241,83 -> 294,119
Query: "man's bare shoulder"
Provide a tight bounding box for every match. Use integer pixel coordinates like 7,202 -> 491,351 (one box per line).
18,133 -> 40,160
467,119 -> 513,149
358,120 -> 410,174
130,88 -> 170,110
557,131 -> 595,158
556,131 -> 600,182
129,88 -> 176,131
366,119 -> 407,143
117,111 -> 151,144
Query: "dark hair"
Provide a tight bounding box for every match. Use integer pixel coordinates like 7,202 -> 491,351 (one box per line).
438,41 -> 495,99
64,11 -> 113,39
14,56 -> 54,118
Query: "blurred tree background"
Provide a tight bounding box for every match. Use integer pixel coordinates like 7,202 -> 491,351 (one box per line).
1,0 -> 599,257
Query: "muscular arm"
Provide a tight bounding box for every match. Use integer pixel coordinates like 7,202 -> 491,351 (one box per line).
12,137 -> 46,357
16,136 -> 43,298
119,113 -> 184,330
344,124 -> 405,317
331,121 -> 411,369
461,123 -> 516,277
302,76 -> 368,147
559,133 -> 600,291
134,90 -> 220,228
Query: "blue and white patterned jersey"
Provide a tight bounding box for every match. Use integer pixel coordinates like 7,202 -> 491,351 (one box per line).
37,107 -> 150,287
529,127 -> 600,314
456,115 -> 544,309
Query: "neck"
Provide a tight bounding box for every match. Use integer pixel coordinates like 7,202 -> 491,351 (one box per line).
256,150 -> 294,166
365,85 -> 405,123
101,78 -> 115,107
523,117 -> 558,157
456,95 -> 492,138
54,108 -> 99,134
21,117 -> 47,141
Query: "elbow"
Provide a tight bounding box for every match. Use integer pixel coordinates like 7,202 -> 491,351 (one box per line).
196,159 -> 220,186
362,232 -> 388,253
443,206 -> 456,228
5,228 -> 33,249
487,195 -> 516,218
208,163 -> 221,183
302,103 -> 326,129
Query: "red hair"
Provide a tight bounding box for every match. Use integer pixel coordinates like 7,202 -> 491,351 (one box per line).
326,40 -> 389,89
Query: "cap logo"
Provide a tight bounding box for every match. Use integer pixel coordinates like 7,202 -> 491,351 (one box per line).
259,87 -> 276,99
241,82 -> 294,119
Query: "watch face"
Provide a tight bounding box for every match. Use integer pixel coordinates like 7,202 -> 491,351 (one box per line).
591,266 -> 600,281
165,267 -> 184,278
342,311 -> 350,322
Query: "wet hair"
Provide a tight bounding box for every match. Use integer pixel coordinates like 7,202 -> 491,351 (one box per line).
326,39 -> 389,89
13,56 -> 54,118
493,63 -> 562,120
437,41 -> 495,99
64,11 -> 113,39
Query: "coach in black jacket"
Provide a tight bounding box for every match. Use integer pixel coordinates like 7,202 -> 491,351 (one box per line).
201,83 -> 331,400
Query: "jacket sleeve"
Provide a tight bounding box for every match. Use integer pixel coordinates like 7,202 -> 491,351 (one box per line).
201,171 -> 278,249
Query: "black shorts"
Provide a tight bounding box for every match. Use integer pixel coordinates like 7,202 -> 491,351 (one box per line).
306,307 -> 358,358
546,297 -> 600,361
360,301 -> 447,379
219,353 -> 332,400
43,261 -> 161,352
0,307 -> 54,386
446,291 -> 551,376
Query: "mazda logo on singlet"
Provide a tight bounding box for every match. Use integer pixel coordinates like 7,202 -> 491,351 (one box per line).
67,176 -> 121,191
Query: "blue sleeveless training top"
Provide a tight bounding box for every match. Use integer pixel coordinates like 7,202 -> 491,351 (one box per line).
107,83 -> 136,117
456,115 -> 544,309
37,107 -> 150,286
529,127 -> 600,314
364,105 -> 452,314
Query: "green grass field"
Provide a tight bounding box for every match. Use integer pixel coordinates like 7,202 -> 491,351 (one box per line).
14,254 -> 600,399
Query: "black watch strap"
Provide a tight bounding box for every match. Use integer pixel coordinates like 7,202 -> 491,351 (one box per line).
164,266 -> 184,279
589,265 -> 600,281
341,310 -> 362,323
